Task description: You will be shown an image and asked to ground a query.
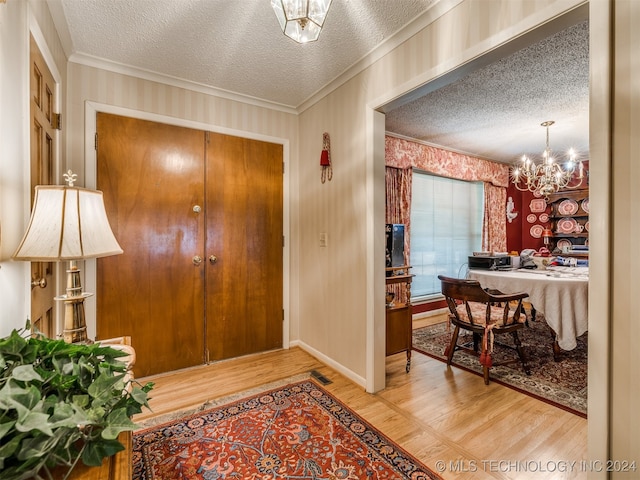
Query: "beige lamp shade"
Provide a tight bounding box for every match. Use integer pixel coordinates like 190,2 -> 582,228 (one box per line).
12,185 -> 123,261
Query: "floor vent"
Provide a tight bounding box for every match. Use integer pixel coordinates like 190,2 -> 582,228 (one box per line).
310,369 -> 333,385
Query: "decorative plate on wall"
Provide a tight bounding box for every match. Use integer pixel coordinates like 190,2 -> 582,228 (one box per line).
582,198 -> 590,213
558,199 -> 579,216
585,221 -> 590,232
527,214 -> 537,223
539,213 -> 549,223
557,217 -> 579,234
530,198 -> 547,213
530,224 -> 544,238
557,238 -> 572,250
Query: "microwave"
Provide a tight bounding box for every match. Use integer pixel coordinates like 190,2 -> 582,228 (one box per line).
468,255 -> 511,270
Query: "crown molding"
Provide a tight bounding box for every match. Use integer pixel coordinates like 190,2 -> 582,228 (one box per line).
68,52 -> 299,115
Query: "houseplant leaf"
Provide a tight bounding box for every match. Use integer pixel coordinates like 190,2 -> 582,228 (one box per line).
0,327 -> 153,477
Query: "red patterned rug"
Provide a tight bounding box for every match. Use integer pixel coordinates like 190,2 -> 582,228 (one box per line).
412,318 -> 587,417
133,379 -> 442,479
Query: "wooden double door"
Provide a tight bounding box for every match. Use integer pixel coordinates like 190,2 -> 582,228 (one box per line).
96,113 -> 283,377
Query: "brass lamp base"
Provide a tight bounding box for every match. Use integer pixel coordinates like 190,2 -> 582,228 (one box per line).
55,260 -> 93,343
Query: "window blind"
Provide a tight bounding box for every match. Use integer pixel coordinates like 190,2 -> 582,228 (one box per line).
410,171 -> 484,298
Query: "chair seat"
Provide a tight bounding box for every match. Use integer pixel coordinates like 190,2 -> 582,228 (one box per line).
455,302 -> 526,328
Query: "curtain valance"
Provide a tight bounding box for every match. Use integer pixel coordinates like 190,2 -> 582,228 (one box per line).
385,136 -> 510,188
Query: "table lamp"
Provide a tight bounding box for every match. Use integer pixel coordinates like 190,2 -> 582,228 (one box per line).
12,171 -> 123,343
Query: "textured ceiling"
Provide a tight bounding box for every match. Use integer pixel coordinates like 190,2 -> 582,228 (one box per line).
48,0 -> 589,165
50,0 -> 437,108
385,19 -> 590,164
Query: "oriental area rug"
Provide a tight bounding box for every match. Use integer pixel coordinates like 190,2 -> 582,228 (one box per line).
412,317 -> 587,417
132,378 -> 442,480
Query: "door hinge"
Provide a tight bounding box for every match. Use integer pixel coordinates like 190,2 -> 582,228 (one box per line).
282,235 -> 285,247
52,113 -> 62,130
282,309 -> 285,321
205,348 -> 210,363
94,132 -> 98,150
205,131 -> 210,144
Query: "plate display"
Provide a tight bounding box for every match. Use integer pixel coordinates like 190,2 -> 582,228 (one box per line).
582,198 -> 590,213
558,199 -> 579,216
557,217 -> 578,234
530,198 -> 547,213
585,221 -> 589,232
539,213 -> 549,223
527,214 -> 537,223
557,238 -> 572,250
530,224 -> 544,238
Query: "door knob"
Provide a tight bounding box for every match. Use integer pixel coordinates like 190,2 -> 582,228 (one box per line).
192,255 -> 203,266
31,277 -> 47,289
209,255 -> 218,265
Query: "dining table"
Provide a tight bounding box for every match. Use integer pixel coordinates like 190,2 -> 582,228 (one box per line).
467,266 -> 588,360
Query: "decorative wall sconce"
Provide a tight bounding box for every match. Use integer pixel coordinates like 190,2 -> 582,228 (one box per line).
506,196 -> 518,223
321,132 -> 332,183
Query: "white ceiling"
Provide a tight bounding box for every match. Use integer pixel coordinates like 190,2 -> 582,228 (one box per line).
49,0 -> 438,108
48,0 -> 589,165
384,17 -> 589,164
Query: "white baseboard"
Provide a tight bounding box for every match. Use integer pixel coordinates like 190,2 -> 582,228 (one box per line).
289,340 -> 366,389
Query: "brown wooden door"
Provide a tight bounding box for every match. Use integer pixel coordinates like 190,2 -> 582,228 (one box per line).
96,115 -> 283,376
29,34 -> 56,337
205,133 -> 283,360
96,113 -> 206,377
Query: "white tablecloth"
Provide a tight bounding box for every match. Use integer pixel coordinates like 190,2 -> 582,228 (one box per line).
467,267 -> 588,350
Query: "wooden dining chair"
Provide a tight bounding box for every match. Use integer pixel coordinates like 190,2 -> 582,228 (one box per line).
438,275 -> 531,384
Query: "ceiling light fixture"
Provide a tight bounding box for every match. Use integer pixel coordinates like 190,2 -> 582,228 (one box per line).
271,0 -> 332,44
511,121 -> 584,198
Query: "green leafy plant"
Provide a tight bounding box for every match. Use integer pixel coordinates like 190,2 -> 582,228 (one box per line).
0,325 -> 153,480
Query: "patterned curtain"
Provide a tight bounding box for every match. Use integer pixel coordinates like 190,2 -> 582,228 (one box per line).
482,182 -> 507,252
385,167 -> 412,301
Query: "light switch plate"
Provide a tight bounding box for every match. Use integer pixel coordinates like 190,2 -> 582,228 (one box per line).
319,232 -> 328,247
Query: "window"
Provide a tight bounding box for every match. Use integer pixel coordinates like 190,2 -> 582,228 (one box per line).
410,171 -> 484,299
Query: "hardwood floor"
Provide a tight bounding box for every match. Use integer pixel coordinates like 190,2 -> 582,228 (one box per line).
134,315 -> 587,480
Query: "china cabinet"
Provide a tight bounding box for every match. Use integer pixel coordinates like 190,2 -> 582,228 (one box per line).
546,189 -> 589,256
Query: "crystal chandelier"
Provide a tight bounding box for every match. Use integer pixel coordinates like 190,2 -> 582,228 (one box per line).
511,121 -> 584,197
271,0 -> 333,44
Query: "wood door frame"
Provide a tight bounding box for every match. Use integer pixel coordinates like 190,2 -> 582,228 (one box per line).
82,102 -> 290,347
28,21 -> 63,334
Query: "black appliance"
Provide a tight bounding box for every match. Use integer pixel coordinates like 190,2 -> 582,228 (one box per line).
385,224 -> 405,270
468,255 -> 511,270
